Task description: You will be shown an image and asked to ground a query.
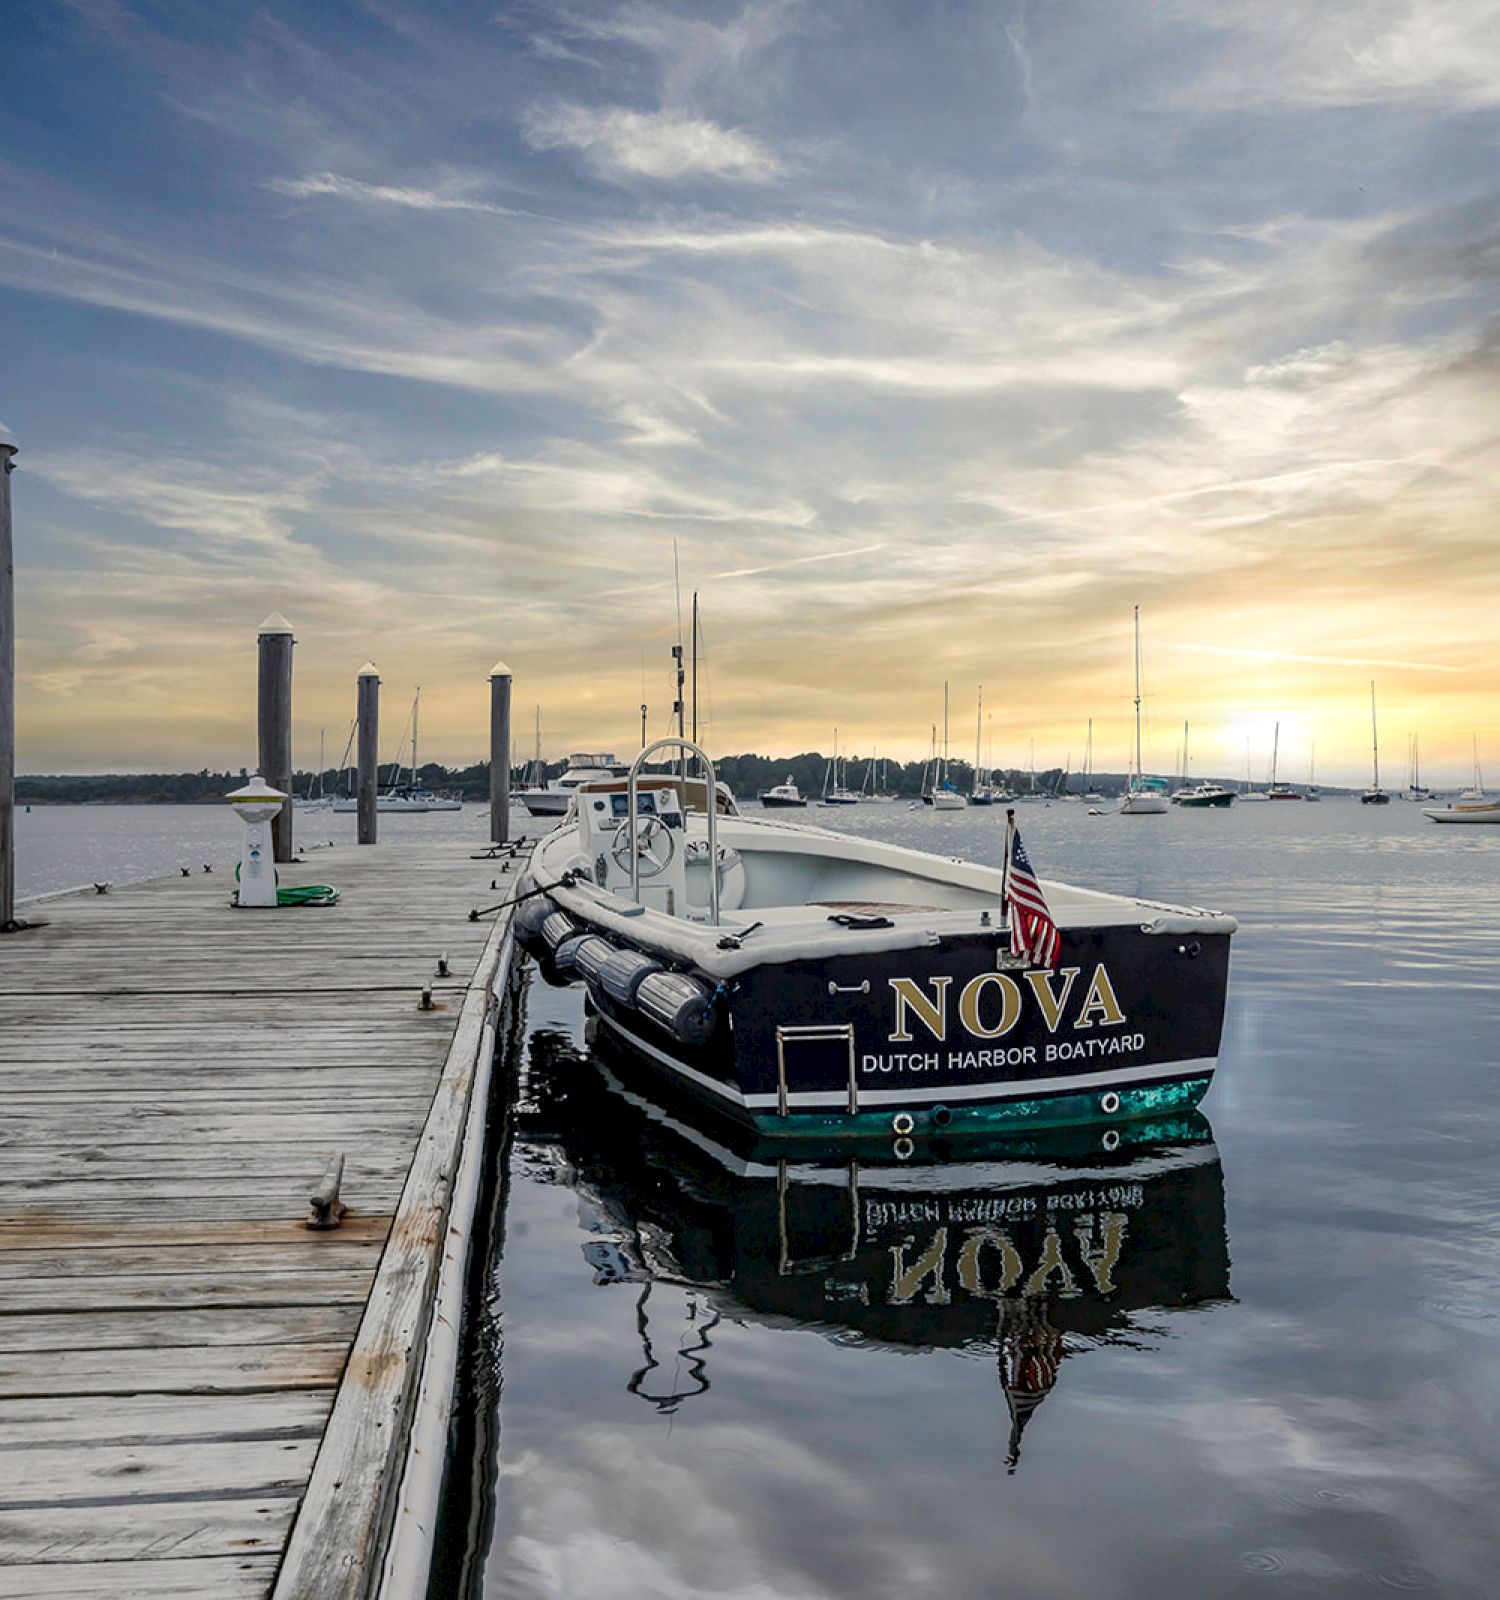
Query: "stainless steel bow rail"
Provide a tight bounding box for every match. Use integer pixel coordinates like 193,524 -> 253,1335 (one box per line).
630,736 -> 721,925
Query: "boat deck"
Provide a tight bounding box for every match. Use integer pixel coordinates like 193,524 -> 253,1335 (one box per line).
0,839 -> 525,1598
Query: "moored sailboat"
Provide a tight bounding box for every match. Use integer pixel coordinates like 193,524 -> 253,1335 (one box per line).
1361,683 -> 1390,804
1119,608 -> 1168,814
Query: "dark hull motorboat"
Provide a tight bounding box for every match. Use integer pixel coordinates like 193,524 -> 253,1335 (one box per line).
514,741 -> 1237,1144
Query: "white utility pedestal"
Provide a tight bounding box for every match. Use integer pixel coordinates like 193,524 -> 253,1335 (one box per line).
227,776 -> 287,907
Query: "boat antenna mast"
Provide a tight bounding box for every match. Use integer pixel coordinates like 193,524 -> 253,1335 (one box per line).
672,541 -> 686,782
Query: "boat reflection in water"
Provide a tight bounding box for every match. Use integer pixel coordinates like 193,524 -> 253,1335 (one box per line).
522,1018 -> 1233,1469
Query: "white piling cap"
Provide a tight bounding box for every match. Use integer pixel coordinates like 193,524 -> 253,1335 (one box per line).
0,421 -> 16,454
258,611 -> 294,636
357,661 -> 380,678
226,775 -> 288,804
490,659 -> 513,678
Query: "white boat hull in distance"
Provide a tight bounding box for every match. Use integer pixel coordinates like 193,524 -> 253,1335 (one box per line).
520,789 -> 571,816
1422,802 -> 1500,824
931,791 -> 965,811
1118,792 -> 1169,814
331,794 -> 462,813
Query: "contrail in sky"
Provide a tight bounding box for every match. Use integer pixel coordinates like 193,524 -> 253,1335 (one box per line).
596,543 -> 886,597
1171,644 -> 1463,674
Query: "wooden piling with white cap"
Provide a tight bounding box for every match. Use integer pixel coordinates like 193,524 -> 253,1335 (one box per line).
356,663 -> 380,846
257,613 -> 296,864
0,424 -> 16,931
489,661 -> 513,845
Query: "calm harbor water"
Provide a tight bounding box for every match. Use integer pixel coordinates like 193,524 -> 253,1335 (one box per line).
446,798 -> 1500,1599
13,800 -> 1500,1596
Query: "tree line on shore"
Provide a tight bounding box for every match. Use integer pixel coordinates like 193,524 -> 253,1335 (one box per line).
18,753 -> 1100,804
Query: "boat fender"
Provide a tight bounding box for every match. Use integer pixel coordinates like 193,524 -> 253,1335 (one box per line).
540,910 -> 576,952
597,948 -> 665,1007
891,1111 -> 916,1136
930,1104 -> 953,1129
513,895 -> 555,954
1099,1091 -> 1121,1115
573,936 -> 616,986
635,971 -> 718,1047
550,933 -> 594,981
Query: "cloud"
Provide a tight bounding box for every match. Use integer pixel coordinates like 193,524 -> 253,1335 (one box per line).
265,171 -> 520,216
1170,645 -> 1466,675
523,103 -> 781,181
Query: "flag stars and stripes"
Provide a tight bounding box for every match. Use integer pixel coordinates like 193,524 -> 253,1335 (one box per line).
1006,825 -> 1062,969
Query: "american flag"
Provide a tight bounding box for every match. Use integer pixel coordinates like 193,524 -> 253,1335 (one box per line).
1005,825 -> 1062,968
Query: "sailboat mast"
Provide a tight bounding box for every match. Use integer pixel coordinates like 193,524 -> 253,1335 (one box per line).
942,682 -> 950,784
1370,681 -> 1380,787
1086,717 -> 1093,784
1272,721 -> 1279,788
1133,605 -> 1143,783
691,590 -> 699,745
411,688 -> 419,787
1184,720 -> 1190,784
975,686 -> 983,789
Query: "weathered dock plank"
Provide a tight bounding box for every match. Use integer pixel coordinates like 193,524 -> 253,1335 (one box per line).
0,840 -> 526,1598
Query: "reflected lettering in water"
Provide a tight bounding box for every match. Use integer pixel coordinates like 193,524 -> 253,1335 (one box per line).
518,1017 -> 1231,1471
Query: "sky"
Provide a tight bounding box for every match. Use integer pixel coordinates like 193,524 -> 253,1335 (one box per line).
1,0 -> 1497,785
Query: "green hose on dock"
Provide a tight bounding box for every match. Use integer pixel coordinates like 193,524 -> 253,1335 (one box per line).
232,863 -> 340,907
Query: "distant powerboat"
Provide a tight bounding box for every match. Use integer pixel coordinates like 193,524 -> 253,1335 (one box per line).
521,752 -> 630,817
1176,782 -> 1235,809
1422,799 -> 1500,824
759,776 -> 808,809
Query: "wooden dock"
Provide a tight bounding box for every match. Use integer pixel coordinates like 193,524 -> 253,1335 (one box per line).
0,838 -> 527,1598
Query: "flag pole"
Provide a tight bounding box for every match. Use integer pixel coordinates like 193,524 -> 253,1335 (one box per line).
1002,807 -> 1015,922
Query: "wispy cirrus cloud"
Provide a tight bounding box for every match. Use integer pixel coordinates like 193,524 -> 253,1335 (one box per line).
523,103 -> 781,181
265,171 -> 522,216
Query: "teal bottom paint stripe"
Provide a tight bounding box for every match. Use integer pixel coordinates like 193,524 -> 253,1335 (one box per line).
751,1075 -> 1212,1141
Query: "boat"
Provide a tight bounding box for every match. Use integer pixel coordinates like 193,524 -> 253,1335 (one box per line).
759,775 -> 808,809
1305,744 -> 1321,801
819,729 -> 860,806
522,1029 -> 1230,1467
928,686 -> 964,810
1266,722 -> 1301,799
330,689 -> 463,812
1081,719 -> 1105,804
519,750 -> 630,816
1422,798 -> 1500,824
1361,682 -> 1390,804
1175,780 -> 1234,808
1118,608 -> 1169,814
514,737 -> 1237,1140
968,687 -> 1000,806
1171,722 -> 1235,807
1457,736 -> 1487,802
298,728 -> 333,812
1402,735 -> 1433,802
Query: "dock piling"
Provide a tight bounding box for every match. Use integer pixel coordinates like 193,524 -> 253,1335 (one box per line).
257,614 -> 296,864
357,663 -> 380,846
0,429 -> 17,931
489,660 -> 513,845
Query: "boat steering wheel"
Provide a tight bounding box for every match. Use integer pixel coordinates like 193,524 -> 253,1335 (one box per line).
611,814 -> 676,879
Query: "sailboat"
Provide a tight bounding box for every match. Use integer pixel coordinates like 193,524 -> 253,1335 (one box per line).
1238,739 -> 1270,802
931,686 -> 965,810
1082,719 -> 1104,804
300,729 -> 332,811
1458,736 -> 1486,802
1401,735 -> 1433,802
1118,607 -> 1169,814
332,689 -> 463,812
968,687 -> 1000,806
1267,722 -> 1301,799
820,729 -> 859,805
1361,682 -> 1390,804
1424,736 -> 1499,821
